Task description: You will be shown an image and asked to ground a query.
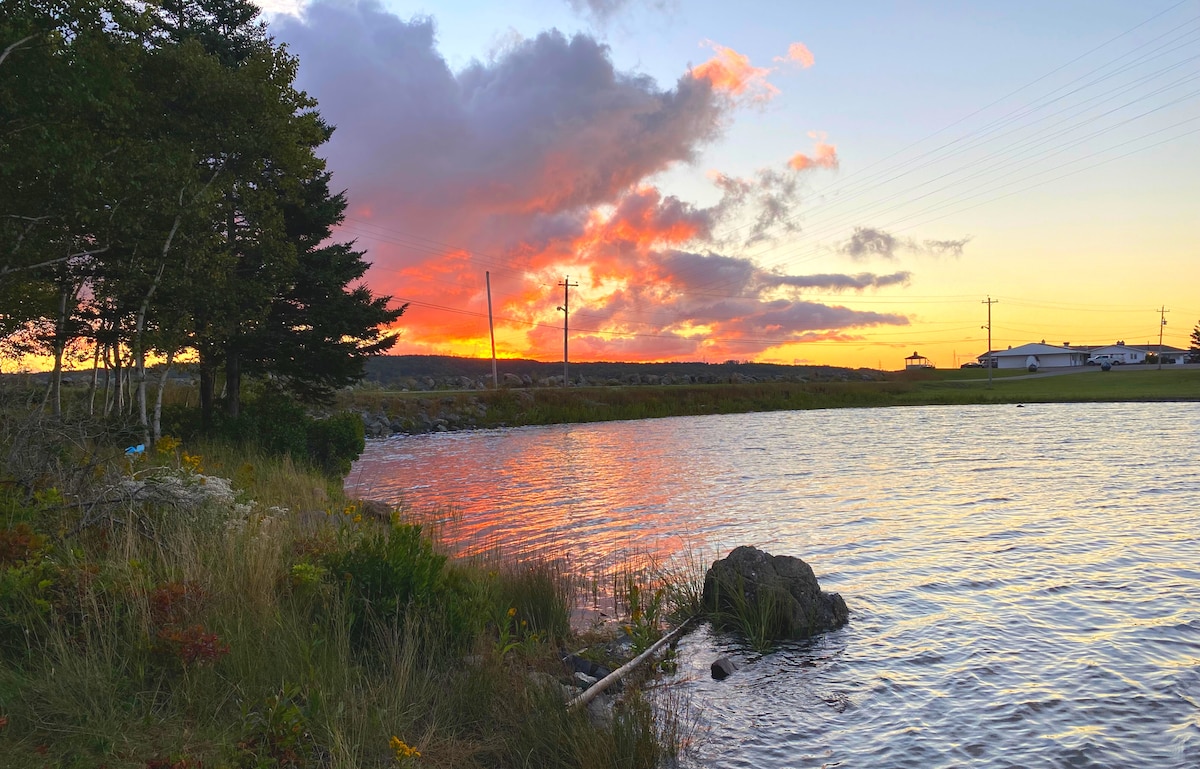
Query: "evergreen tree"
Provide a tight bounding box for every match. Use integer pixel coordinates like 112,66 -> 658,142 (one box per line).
244,153 -> 405,403
1189,320 -> 1200,363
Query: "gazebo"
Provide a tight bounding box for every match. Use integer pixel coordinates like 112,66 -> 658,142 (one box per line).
904,351 -> 933,370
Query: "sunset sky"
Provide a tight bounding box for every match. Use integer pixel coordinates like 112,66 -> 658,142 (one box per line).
263,0 -> 1199,370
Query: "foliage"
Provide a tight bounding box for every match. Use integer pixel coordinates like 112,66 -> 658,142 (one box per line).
0,0 -> 402,432
702,571 -> 789,652
623,579 -> 666,655
163,391 -> 366,478
234,684 -> 315,769
306,411 -> 365,478
1190,320 -> 1200,363
323,522 -> 463,646
0,409 -> 685,768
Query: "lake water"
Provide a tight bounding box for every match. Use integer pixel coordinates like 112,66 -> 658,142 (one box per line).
348,402 -> 1200,768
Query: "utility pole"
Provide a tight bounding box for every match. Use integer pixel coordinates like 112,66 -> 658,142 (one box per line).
486,271 -> 498,388
557,275 -> 578,387
982,296 -> 998,386
1157,305 -> 1169,370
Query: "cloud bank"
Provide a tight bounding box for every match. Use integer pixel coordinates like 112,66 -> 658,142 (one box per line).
273,1 -> 912,360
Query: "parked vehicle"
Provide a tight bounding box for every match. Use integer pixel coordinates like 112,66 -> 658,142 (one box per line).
1087,354 -> 1122,366
960,362 -> 982,368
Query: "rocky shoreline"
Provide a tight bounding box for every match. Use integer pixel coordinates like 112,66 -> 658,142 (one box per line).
354,368 -> 884,437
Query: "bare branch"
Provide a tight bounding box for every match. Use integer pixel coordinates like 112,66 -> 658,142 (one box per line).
0,35 -> 34,68
0,246 -> 110,277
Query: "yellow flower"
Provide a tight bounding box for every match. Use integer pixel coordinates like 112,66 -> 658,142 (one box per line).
507,607 -> 517,618
389,736 -> 420,762
155,436 -> 181,455
181,452 -> 203,473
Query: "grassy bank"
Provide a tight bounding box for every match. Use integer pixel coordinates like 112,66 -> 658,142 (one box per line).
342,367 -> 1200,432
0,407 -> 689,768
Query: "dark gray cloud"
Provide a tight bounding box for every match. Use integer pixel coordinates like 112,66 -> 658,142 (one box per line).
276,3 -> 721,222
761,271 -> 912,291
839,227 -> 903,260
839,227 -> 972,261
564,0 -> 672,24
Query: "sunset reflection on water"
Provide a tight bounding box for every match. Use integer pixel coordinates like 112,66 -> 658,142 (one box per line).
348,420 -> 729,573
348,403 -> 1200,768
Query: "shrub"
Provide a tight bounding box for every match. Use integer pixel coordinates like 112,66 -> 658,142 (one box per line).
162,394 -> 366,479
0,523 -> 46,567
323,523 -> 474,647
305,411 -> 365,478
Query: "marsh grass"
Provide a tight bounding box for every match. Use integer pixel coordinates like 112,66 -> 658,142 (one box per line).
0,409 -> 689,768
702,571 -> 792,652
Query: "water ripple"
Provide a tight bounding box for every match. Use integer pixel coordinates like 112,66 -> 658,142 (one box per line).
349,402 -> 1200,769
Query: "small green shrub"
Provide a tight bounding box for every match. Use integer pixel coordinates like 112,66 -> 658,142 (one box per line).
234,684 -> 315,768
305,411 -> 364,478
323,523 -> 473,648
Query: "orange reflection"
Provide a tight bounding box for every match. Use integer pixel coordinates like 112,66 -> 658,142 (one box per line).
348,425 -> 716,578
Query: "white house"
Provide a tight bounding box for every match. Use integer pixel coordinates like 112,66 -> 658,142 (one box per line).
980,343 -> 1088,369
1088,342 -> 1190,365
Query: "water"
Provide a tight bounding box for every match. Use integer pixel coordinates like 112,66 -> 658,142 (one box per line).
348,402 -> 1200,768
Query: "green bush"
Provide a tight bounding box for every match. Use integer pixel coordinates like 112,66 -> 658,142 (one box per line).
162,394 -> 365,479
323,523 -> 475,648
306,411 -> 365,478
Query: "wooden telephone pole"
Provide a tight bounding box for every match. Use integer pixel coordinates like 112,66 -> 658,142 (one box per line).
1157,305 -> 1169,370
982,296 -> 998,386
557,276 -> 578,387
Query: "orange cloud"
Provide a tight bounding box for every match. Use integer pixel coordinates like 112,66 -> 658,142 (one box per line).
775,42 -> 814,69
279,5 -> 914,364
788,140 -> 839,171
692,41 -> 780,103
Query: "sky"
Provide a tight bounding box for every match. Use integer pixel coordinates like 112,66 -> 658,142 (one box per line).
259,0 -> 1199,370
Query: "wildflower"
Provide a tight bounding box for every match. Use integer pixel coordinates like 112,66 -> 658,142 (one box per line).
155,436 -> 181,456
181,452 -> 203,473
389,736 -> 420,763
507,607 -> 517,618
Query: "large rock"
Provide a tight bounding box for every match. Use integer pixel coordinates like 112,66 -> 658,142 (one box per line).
702,546 -> 848,640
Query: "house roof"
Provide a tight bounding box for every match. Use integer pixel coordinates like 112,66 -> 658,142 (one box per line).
1121,344 -> 1188,354
984,343 -> 1084,358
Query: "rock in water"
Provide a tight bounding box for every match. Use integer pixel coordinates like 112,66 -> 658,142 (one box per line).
702,546 -> 849,640
711,656 -> 737,680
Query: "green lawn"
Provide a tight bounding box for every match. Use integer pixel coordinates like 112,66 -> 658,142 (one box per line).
912,367 -> 1200,403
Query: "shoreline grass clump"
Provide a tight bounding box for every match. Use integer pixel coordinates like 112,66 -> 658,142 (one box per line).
0,401 -> 691,768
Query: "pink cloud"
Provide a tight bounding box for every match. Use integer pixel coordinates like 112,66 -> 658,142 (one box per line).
788,138 -> 839,171
692,40 -> 780,104
775,41 -> 815,69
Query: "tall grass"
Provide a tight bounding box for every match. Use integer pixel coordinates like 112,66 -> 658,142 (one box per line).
0,405 -> 687,768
